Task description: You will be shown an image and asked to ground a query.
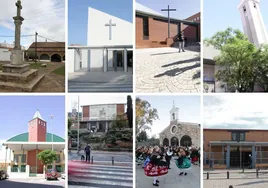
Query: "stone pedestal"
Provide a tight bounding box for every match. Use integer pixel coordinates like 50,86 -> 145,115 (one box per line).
10,49 -> 24,65
2,64 -> 29,74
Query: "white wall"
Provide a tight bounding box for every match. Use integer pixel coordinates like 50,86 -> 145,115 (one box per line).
68,49 -> 75,73
90,49 -> 104,71
88,7 -> 133,46
0,48 -> 11,61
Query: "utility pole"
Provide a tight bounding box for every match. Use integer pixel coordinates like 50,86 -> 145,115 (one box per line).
161,5 -> 176,38
35,31 -> 38,63
51,115 -> 54,151
77,96 -> 80,153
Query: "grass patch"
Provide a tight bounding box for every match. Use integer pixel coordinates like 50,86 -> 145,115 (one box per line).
30,63 -> 42,69
52,65 -> 65,76
0,65 -> 2,70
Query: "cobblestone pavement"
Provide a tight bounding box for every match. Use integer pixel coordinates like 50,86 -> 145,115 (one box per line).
136,47 -> 200,93
204,179 -> 268,188
136,159 -> 200,188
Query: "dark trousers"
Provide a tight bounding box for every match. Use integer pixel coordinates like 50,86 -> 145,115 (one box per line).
86,152 -> 91,162
165,156 -> 171,168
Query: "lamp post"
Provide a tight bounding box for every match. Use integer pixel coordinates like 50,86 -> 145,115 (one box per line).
51,115 -> 54,151
77,96 -> 80,153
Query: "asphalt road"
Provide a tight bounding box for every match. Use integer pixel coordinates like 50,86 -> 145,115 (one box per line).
0,178 -> 65,188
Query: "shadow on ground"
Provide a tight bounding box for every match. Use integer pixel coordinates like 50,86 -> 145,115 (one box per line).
236,180 -> 268,186
155,63 -> 200,78
0,180 -> 63,188
162,56 -> 200,68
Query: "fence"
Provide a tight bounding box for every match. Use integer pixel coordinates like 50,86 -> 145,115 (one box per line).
203,152 -> 226,168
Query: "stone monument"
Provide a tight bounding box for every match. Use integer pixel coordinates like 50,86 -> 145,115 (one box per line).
0,0 -> 43,91
238,0 -> 268,47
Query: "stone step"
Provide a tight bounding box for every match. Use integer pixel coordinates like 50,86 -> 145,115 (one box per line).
0,69 -> 38,84
0,73 -> 44,92
68,83 -> 133,93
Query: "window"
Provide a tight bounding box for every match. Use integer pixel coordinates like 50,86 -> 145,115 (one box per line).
56,154 -> 61,163
253,3 -> 256,8
143,17 -> 149,39
243,5 -> 246,12
231,132 -> 246,141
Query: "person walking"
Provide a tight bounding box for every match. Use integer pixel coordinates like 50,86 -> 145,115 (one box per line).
84,144 -> 91,163
178,32 -> 185,52
248,154 -> 252,169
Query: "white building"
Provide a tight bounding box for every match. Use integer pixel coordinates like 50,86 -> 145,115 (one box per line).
0,47 -> 12,62
238,0 -> 268,47
68,7 -> 133,73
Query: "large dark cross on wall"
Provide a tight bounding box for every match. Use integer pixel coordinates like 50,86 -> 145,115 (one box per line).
161,5 -> 176,38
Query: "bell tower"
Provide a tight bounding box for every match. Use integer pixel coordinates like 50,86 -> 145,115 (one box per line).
28,110 -> 47,142
238,0 -> 268,47
170,101 -> 179,123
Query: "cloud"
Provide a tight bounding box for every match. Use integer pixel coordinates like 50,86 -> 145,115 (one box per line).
0,0 -> 65,48
203,95 -> 268,129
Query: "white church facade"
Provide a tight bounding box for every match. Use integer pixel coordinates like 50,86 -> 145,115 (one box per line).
238,0 -> 268,47
68,7 -> 133,73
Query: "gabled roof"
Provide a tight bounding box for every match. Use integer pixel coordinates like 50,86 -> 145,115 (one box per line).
135,2 -> 200,26
32,110 -> 44,121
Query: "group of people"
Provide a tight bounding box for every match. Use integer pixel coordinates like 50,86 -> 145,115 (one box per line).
136,145 -> 200,186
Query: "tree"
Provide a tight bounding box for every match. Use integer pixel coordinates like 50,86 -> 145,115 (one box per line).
137,131 -> 148,142
126,95 -> 133,128
136,97 -> 159,135
205,28 -> 260,92
37,150 -> 57,170
111,114 -> 128,130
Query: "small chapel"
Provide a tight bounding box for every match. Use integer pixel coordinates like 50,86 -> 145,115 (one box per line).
159,102 -> 200,148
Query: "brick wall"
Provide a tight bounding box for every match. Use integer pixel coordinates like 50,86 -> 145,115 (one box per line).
27,150 -> 43,173
28,118 -> 46,142
82,106 -> 89,119
116,104 -> 125,115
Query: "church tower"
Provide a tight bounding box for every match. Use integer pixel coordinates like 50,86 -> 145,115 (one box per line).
238,0 -> 268,47
169,101 -> 179,124
28,110 -> 47,142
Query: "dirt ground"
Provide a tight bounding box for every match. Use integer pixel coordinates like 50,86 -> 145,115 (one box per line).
0,61 -> 65,92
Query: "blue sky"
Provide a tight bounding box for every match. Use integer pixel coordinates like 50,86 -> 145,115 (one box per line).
203,0 -> 268,38
0,96 -> 65,141
136,0 -> 200,19
68,0 -> 133,45
137,95 -> 200,137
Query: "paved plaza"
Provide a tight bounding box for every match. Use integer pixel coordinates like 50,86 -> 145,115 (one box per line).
0,177 -> 65,188
136,160 -> 200,188
136,47 -> 200,93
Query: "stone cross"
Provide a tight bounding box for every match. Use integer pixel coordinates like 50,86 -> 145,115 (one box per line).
161,5 -> 176,38
105,19 -> 116,40
13,0 -> 24,50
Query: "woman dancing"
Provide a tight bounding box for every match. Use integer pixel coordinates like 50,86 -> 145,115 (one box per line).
144,146 -> 169,186
175,147 -> 191,176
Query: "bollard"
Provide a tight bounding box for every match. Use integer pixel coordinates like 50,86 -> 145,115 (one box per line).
207,172 -> 209,179
227,171 -> 229,179
112,157 -> 114,165
91,156 -> 93,164
256,169 -> 259,178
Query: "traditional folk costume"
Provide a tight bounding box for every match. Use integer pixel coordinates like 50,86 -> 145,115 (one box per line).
165,150 -> 173,169
190,149 -> 199,164
175,155 -> 191,176
144,152 -> 169,186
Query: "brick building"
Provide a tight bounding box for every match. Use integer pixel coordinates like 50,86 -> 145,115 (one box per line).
136,2 -> 200,48
204,128 -> 268,169
79,103 -> 126,134
1,110 -> 65,177
26,42 -> 65,62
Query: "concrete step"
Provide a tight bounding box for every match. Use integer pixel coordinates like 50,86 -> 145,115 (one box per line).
68,82 -> 133,93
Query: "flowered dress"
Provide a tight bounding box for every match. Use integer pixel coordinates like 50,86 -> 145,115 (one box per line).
144,154 -> 169,176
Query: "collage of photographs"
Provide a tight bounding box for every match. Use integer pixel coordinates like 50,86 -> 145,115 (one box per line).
0,0 -> 267,188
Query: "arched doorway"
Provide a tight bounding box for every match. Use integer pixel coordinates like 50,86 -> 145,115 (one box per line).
180,135 -> 192,147
170,137 -> 179,146
51,54 -> 61,62
40,54 -> 50,61
163,138 -> 169,146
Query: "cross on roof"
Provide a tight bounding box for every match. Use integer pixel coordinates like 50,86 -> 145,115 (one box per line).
161,5 -> 176,38
105,19 -> 116,40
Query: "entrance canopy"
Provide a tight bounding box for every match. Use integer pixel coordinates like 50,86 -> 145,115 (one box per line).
2,142 -> 65,151
209,141 -> 268,146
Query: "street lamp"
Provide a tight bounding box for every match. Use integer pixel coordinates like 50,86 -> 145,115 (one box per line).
51,115 -> 54,151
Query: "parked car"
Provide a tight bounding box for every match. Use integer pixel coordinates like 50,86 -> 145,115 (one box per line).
61,172 -> 65,179
45,169 -> 60,180
0,170 -> 9,180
